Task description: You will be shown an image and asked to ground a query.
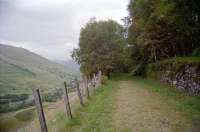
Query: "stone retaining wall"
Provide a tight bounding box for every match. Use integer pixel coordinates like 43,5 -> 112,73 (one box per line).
147,61 -> 200,95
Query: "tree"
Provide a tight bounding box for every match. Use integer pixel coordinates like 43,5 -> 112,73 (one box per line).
72,20 -> 130,78
128,0 -> 200,63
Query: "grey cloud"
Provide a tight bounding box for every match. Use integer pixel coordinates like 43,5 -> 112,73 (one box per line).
0,0 -> 129,60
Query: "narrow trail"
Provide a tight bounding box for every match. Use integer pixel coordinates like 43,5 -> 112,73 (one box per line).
113,81 -> 194,132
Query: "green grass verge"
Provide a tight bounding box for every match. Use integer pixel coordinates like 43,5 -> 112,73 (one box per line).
53,80 -> 117,132
136,79 -> 200,119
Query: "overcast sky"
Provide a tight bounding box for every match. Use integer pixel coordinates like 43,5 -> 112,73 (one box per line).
0,0 -> 129,60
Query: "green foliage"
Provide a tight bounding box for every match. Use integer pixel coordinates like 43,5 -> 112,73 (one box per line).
128,0 -> 200,64
42,88 -> 63,102
43,93 -> 57,102
0,99 -> 34,113
72,19 -> 131,77
0,88 -> 64,112
0,94 -> 29,102
0,93 -> 33,113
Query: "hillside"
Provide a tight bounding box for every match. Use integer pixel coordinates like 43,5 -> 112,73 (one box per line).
0,44 -> 79,95
55,59 -> 80,73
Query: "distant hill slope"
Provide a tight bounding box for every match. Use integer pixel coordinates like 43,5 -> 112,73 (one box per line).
55,59 -> 80,72
0,44 -> 79,95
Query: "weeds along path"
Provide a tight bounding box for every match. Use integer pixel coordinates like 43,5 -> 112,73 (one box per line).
113,80 -> 194,132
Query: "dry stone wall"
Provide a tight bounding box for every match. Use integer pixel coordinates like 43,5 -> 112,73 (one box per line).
147,61 -> 200,95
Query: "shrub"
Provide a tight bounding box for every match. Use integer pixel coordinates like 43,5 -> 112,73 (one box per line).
0,99 -> 9,104
43,93 -> 57,102
42,89 -> 63,102
0,94 -> 29,102
0,99 -> 34,113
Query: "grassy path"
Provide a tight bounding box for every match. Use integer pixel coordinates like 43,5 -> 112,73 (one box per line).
56,76 -> 200,132
113,81 -> 193,132
3,76 -> 199,132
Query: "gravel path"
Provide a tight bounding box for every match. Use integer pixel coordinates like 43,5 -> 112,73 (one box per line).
113,81 -> 194,132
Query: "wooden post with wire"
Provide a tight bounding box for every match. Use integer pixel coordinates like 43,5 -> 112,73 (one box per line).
63,81 -> 72,119
75,78 -> 84,106
32,88 -> 48,132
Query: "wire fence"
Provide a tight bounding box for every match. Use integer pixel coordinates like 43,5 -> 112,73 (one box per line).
30,71 -> 102,132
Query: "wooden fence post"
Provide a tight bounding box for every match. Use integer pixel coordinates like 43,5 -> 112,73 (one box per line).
75,78 -> 84,106
63,81 -> 72,119
32,89 -> 48,132
85,77 -> 90,99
